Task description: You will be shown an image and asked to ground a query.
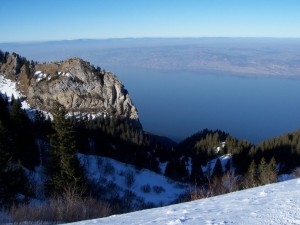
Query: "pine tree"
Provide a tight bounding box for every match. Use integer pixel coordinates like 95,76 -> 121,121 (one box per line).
10,98 -> 39,170
0,121 -> 29,205
0,94 -> 9,125
258,157 -> 268,185
190,157 -> 204,185
268,157 -> 277,183
46,102 -> 85,194
247,160 -> 257,187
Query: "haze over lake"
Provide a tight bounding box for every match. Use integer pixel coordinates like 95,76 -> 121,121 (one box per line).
1,38 -> 300,143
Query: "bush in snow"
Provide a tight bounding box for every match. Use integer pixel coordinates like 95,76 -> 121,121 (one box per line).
141,184 -> 151,193
104,161 -> 115,175
153,185 -> 165,194
124,170 -> 135,189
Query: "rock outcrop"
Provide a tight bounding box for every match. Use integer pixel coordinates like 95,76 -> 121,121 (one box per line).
0,51 -> 140,126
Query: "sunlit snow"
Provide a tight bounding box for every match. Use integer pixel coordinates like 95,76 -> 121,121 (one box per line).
67,178 -> 300,225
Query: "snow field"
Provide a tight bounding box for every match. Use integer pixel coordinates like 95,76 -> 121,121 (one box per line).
67,178 -> 300,225
78,154 -> 189,207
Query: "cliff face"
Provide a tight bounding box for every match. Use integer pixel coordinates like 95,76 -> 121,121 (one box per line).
0,52 -> 140,125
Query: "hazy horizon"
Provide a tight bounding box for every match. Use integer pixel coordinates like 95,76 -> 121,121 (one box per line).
1,0 -> 300,42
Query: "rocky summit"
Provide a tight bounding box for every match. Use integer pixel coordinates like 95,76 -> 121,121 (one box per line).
0,51 -> 140,125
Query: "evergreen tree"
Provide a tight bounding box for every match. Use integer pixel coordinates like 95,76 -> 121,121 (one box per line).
34,110 -> 52,138
0,121 -> 29,206
10,98 -> 39,170
46,102 -> 85,194
246,160 -> 257,187
190,157 -> 204,185
258,157 -> 268,185
267,157 -> 278,183
0,94 -> 9,125
165,158 -> 188,181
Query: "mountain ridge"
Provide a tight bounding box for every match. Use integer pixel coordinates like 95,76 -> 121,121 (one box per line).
0,50 -> 141,127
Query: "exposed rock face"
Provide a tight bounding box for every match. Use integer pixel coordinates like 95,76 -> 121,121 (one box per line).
0,52 -> 140,126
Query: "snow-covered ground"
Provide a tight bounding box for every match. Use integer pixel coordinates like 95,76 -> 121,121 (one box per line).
0,74 -> 49,120
66,178 -> 300,225
0,75 -> 30,109
78,154 -> 189,207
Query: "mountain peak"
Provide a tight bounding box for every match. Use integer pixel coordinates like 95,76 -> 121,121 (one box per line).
0,51 -> 140,126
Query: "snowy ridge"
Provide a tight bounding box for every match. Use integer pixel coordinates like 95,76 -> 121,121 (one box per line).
0,74 -> 30,109
0,75 -> 50,120
67,178 -> 300,225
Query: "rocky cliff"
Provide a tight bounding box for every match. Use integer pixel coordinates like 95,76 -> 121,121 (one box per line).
0,51 -> 140,126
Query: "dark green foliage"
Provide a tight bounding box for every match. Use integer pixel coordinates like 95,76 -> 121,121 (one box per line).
9,98 -> 39,170
0,49 -> 4,62
0,94 -> 9,125
46,102 -> 86,195
258,157 -> 278,185
247,160 -> 257,186
34,110 -> 52,138
165,158 -> 188,181
79,115 -> 161,172
253,130 -> 300,173
190,157 -> 204,184
0,50 -> 9,63
0,121 -> 29,206
242,157 -> 278,189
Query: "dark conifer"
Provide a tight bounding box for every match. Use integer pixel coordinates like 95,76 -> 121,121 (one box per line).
46,102 -> 85,194
10,98 -> 39,170
0,121 -> 29,205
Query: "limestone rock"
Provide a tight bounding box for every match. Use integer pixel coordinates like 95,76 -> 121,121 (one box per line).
0,52 -> 140,127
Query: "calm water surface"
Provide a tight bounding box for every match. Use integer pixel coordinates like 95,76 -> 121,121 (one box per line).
111,67 -> 300,144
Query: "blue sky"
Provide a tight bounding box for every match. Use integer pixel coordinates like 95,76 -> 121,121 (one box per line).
1,0 -> 300,42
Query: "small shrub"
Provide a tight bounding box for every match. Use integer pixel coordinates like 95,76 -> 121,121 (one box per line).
153,185 -> 165,194
122,190 -> 137,210
96,158 -> 103,170
119,170 -> 125,176
104,161 -> 115,175
124,170 -> 135,189
141,184 -> 151,193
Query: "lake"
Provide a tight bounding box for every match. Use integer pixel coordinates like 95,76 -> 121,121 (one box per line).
111,67 -> 300,144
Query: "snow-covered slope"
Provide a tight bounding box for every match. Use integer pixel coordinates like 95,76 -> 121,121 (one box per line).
0,74 -> 46,119
78,154 -> 189,207
0,75 -> 29,108
67,178 -> 300,225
